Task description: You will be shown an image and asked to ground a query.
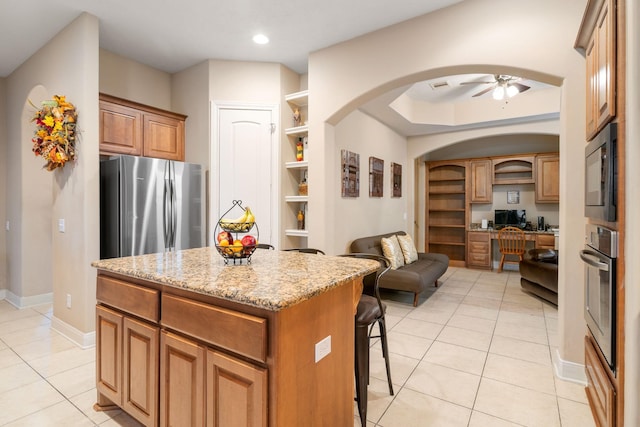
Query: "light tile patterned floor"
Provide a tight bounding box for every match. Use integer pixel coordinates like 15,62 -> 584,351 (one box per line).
0,266 -> 595,426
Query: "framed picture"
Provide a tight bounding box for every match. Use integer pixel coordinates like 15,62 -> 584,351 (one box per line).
391,162 -> 402,197
507,190 -> 520,204
341,149 -> 360,197
369,157 -> 384,197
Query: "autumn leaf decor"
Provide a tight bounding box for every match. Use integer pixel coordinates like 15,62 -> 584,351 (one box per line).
30,95 -> 78,171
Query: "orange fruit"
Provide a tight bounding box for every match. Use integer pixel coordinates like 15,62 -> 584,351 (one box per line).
231,239 -> 243,254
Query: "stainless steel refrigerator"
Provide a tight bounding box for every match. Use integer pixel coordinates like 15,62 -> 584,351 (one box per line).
100,155 -> 203,259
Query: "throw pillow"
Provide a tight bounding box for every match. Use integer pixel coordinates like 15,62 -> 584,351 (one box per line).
381,235 -> 405,270
397,234 -> 419,264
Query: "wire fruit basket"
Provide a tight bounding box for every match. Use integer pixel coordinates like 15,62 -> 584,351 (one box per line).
214,200 -> 259,264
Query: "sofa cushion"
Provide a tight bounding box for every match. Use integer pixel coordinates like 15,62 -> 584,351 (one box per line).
381,235 -> 405,270
397,234 -> 419,264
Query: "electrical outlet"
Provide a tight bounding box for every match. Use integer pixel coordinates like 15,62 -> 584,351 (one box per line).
315,335 -> 331,363
66,293 -> 71,309
58,219 -> 65,233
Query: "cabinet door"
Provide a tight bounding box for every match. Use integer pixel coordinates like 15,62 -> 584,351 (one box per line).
99,100 -> 143,156
143,112 -> 185,161
205,348 -> 267,427
585,335 -> 616,427
123,317 -> 159,427
96,305 -> 123,405
535,155 -> 560,203
470,160 -> 492,203
585,34 -> 598,138
594,0 -> 615,131
160,331 -> 205,427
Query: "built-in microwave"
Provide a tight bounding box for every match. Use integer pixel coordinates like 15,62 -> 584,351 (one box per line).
585,122 -> 617,222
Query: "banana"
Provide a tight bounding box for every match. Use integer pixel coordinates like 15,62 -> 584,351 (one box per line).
219,208 -> 250,232
241,207 -> 255,231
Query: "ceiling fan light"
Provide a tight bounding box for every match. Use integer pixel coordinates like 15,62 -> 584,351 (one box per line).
506,85 -> 519,98
492,86 -> 505,100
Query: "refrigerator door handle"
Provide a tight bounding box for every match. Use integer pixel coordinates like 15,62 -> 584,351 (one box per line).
170,162 -> 177,249
163,161 -> 171,250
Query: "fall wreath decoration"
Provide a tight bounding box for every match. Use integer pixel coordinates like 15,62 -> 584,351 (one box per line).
30,95 -> 78,171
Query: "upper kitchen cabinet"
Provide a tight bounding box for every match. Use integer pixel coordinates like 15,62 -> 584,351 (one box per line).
535,153 -> 560,203
470,159 -> 492,203
99,93 -> 186,161
576,0 -> 616,140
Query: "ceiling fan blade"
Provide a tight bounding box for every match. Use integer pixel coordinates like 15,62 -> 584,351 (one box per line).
510,82 -> 531,93
472,86 -> 495,97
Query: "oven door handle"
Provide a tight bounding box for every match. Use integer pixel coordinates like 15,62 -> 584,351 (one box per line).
580,249 -> 610,272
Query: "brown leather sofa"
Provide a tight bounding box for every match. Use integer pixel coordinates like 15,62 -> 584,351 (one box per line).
519,248 -> 558,305
350,231 -> 449,306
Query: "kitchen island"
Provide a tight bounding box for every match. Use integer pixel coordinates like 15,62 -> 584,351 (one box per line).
92,247 -> 378,427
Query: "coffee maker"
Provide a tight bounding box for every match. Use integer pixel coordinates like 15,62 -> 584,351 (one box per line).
537,216 -> 545,231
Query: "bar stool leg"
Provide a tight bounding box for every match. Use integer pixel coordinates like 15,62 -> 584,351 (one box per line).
377,318 -> 394,395
355,322 -> 369,427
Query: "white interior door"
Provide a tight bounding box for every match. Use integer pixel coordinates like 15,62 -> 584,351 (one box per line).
215,107 -> 276,246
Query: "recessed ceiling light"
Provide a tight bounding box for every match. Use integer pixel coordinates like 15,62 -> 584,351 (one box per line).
252,34 -> 269,45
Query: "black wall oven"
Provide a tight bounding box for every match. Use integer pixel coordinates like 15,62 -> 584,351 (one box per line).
580,224 -> 618,369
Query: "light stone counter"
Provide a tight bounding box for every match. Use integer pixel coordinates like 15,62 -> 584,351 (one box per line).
92,247 -> 378,311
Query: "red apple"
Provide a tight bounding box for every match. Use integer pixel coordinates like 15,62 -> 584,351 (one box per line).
217,231 -> 233,244
241,235 -> 257,247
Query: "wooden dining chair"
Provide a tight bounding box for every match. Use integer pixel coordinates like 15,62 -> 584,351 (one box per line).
497,226 -> 526,272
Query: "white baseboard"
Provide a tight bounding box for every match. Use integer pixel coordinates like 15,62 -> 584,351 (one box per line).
553,348 -> 587,385
3,290 -> 53,309
51,315 -> 96,349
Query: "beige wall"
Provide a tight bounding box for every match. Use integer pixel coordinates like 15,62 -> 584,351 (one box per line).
99,49 -> 172,110
5,13 -> 100,344
308,0 -> 587,371
0,77 -> 6,292
334,110 -> 408,254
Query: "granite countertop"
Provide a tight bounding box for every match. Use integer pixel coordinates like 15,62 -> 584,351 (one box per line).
92,247 -> 379,311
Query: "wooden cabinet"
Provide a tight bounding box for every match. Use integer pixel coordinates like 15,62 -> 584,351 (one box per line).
470,159 -> 492,203
535,234 -> 555,250
206,348 -> 267,427
96,271 -> 356,426
96,306 -> 159,427
99,93 -> 186,161
467,231 -> 491,269
578,0 -> 616,140
426,160 -> 468,267
535,154 -> 560,203
585,335 -> 616,427
492,155 -> 535,185
159,331 -> 205,427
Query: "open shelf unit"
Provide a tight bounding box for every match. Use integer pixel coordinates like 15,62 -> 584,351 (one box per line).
283,90 -> 309,243
425,160 -> 469,267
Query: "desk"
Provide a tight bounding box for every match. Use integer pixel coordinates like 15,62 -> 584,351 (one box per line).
467,230 -> 556,270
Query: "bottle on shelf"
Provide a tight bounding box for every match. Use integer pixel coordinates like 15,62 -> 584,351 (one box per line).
293,108 -> 302,127
296,138 -> 304,161
297,210 -> 305,230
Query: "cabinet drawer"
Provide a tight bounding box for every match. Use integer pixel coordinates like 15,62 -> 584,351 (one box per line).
97,276 -> 160,323
468,232 -> 490,243
162,294 -> 268,363
535,234 -> 555,249
584,335 -> 615,427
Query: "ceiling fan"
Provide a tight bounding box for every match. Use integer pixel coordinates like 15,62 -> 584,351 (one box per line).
460,74 -> 531,99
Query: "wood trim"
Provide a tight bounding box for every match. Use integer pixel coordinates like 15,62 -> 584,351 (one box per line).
99,93 -> 187,121
575,0 -> 606,50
